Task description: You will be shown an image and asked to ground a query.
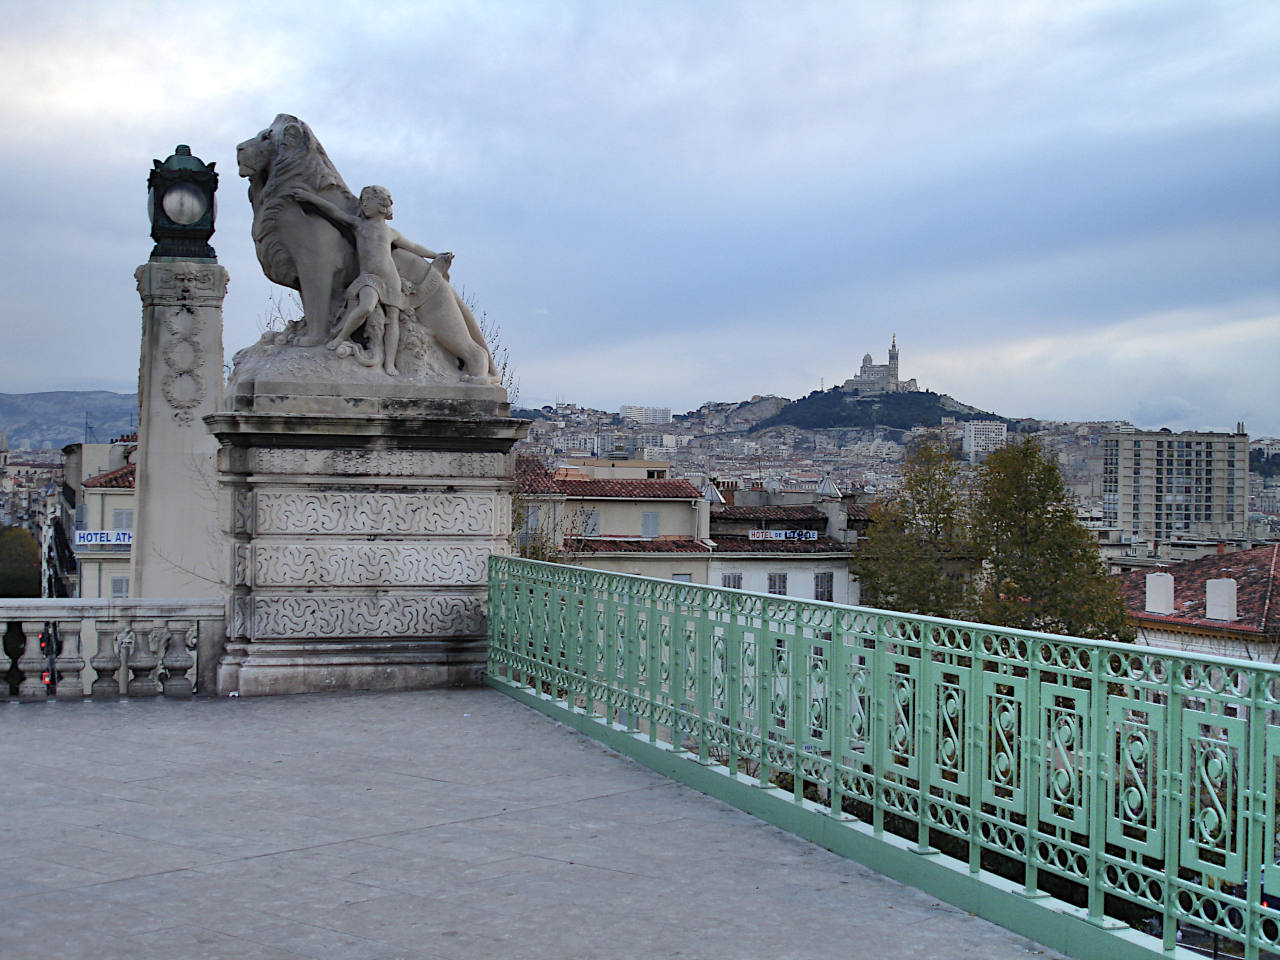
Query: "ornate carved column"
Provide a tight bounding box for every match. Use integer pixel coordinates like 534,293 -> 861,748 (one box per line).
131,261 -> 228,599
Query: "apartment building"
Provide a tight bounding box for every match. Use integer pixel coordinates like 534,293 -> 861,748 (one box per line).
1100,429 -> 1248,542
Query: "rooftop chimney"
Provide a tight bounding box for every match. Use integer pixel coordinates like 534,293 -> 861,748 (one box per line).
1145,572 -> 1174,615
1206,578 -> 1238,621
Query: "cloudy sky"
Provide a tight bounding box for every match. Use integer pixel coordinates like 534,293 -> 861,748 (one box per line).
1,1 -> 1276,434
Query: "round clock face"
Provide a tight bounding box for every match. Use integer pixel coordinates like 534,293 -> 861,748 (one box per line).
162,182 -> 207,225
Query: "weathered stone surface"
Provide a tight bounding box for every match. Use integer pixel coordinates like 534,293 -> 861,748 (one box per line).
132,261 -> 227,599
207,397 -> 527,696
250,543 -> 490,587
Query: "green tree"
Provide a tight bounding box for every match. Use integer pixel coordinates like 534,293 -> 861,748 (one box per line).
970,438 -> 1133,641
854,437 -> 973,619
0,525 -> 41,598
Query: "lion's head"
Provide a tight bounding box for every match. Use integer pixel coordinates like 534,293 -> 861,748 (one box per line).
236,115 -> 357,288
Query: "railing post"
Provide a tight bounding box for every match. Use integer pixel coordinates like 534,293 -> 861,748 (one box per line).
161,620 -> 195,699
696,605 -> 712,765
622,581 -> 640,733
17,619 -> 48,701
53,620 -> 86,698
126,623 -> 162,697
966,631 -> 984,875
915,625 -> 936,855
1021,638 -> 1043,896
790,614 -> 803,803
829,618 -> 850,819
1086,646 -> 1109,923
726,594 -> 743,779
91,619 -> 123,698
1162,659 -> 1186,951
871,615 -> 887,837
1244,671 -> 1267,960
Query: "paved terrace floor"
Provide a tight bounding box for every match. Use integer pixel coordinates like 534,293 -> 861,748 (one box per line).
1,689 -> 1066,960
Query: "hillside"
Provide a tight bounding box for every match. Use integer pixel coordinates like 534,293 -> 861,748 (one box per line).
0,391 -> 137,450
751,388 -> 1005,433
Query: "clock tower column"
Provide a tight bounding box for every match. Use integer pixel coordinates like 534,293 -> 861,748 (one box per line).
132,145 -> 228,663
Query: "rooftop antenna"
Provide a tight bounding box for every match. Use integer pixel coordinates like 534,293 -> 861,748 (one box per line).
83,413 -> 98,444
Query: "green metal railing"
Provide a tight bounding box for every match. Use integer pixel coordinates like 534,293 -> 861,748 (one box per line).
487,556 -> 1280,960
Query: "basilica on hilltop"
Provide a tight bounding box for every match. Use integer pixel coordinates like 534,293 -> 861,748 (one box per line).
840,336 -> 919,395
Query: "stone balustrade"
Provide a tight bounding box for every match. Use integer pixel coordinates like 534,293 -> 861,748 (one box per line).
1,599 -> 225,701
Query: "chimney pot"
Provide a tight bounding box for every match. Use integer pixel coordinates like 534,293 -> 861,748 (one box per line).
1206,578 -> 1238,621
1145,572 -> 1174,615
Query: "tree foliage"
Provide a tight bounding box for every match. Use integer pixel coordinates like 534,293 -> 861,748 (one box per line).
854,438 -> 973,619
0,525 -> 41,598
854,437 -> 1132,642
970,439 -> 1133,641
753,387 -> 1004,433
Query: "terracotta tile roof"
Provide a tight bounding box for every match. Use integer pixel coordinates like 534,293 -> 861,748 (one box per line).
515,457 -> 699,499
515,456 -> 560,493
568,538 -> 713,554
713,504 -> 827,521
709,535 -> 849,554
1115,543 -> 1280,636
83,463 -> 136,489
559,478 -> 700,500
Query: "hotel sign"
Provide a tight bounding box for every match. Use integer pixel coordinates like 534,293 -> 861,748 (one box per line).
75,530 -> 133,546
749,529 -> 818,541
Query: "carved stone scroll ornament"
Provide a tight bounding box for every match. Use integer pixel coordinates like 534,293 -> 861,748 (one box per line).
254,491 -> 494,537
251,595 -> 484,640
253,544 -> 489,588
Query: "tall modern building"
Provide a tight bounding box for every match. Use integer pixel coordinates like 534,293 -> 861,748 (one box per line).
619,405 -> 673,425
1101,429 -> 1248,541
962,420 -> 1007,461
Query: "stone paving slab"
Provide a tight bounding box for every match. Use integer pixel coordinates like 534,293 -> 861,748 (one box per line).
0,690 -> 1066,960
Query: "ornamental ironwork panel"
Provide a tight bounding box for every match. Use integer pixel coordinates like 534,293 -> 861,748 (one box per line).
487,557 -> 1280,959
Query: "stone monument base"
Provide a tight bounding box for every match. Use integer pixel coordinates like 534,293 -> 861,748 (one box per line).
206,379 -> 527,696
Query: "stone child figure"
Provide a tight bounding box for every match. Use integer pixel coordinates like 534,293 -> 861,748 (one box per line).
291,185 -> 449,376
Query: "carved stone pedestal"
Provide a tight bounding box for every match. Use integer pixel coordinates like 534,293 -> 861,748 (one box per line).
205,379 -> 528,696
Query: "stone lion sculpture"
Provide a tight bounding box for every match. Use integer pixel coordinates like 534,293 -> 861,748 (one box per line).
235,114 -> 497,380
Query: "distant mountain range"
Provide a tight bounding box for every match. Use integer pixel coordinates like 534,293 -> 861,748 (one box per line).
0,392 -> 138,451
1,387 -> 1010,453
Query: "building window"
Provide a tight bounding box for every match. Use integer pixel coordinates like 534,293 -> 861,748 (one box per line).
814,571 -> 834,602
580,510 -> 600,536
642,511 -> 659,538
672,573 -> 692,583
722,573 -> 742,589
768,573 -> 788,595
110,577 -> 129,599
112,508 -> 134,530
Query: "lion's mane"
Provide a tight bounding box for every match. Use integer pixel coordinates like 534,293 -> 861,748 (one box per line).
245,114 -> 356,289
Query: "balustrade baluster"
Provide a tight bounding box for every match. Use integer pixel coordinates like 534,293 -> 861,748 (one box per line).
126,622 -> 162,697
90,619 -> 123,697
161,620 -> 195,698
17,619 -> 48,701
53,620 -> 86,698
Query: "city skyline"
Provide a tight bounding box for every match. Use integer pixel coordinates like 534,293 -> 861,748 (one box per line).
1,2 -> 1276,435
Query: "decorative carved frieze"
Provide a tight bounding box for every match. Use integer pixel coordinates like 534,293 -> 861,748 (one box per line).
249,448 -> 503,478
252,543 -> 488,587
135,263 -> 229,307
255,491 -> 494,536
250,595 -> 484,639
